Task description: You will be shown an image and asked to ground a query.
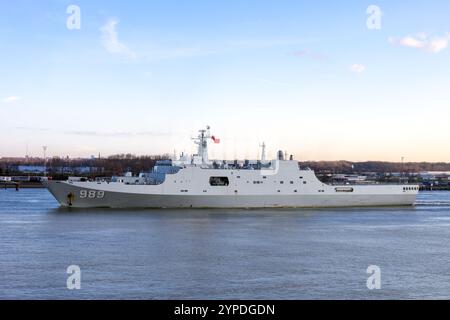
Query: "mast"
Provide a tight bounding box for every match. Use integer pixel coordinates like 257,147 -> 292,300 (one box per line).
260,142 -> 266,162
193,126 -> 211,164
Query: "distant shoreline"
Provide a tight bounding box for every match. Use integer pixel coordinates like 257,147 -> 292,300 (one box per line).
2,182 -> 449,191
2,182 -> 44,189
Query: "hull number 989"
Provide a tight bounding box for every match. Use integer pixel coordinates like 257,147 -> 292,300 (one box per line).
79,190 -> 105,199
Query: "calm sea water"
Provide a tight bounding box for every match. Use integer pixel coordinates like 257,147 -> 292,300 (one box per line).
1,189 -> 450,300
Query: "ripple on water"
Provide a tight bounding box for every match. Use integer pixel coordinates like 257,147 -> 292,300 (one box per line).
1,189 -> 450,299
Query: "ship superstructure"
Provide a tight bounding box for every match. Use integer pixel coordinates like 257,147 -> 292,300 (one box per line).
43,127 -> 419,208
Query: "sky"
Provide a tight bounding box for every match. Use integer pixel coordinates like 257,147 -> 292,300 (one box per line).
1,0 -> 449,162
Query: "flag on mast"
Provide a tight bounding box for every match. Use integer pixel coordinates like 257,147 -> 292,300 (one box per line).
211,136 -> 220,144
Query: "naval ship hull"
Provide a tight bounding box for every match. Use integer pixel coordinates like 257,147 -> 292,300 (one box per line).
43,180 -> 418,209
42,127 -> 420,209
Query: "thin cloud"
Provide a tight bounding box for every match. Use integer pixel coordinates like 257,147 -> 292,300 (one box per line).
259,78 -> 298,87
350,64 -> 366,74
227,37 -> 311,49
16,127 -> 172,137
148,47 -> 210,60
292,50 -> 327,60
389,33 -> 450,53
100,18 -> 136,58
16,126 -> 50,132
3,96 -> 22,103
66,130 -> 172,137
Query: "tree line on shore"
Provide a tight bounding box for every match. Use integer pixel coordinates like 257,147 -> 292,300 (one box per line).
1,155 -> 449,179
300,161 -> 450,173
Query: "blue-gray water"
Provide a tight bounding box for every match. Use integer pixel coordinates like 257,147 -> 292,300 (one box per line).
1,189 -> 450,299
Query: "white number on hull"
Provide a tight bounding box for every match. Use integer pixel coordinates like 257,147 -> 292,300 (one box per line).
79,190 -> 105,199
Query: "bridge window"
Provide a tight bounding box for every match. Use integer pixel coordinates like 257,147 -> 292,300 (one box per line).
209,176 -> 230,186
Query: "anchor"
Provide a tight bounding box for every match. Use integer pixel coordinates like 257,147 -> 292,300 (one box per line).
67,192 -> 75,206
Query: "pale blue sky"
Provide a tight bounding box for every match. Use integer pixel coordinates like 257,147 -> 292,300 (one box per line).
1,0 -> 449,161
